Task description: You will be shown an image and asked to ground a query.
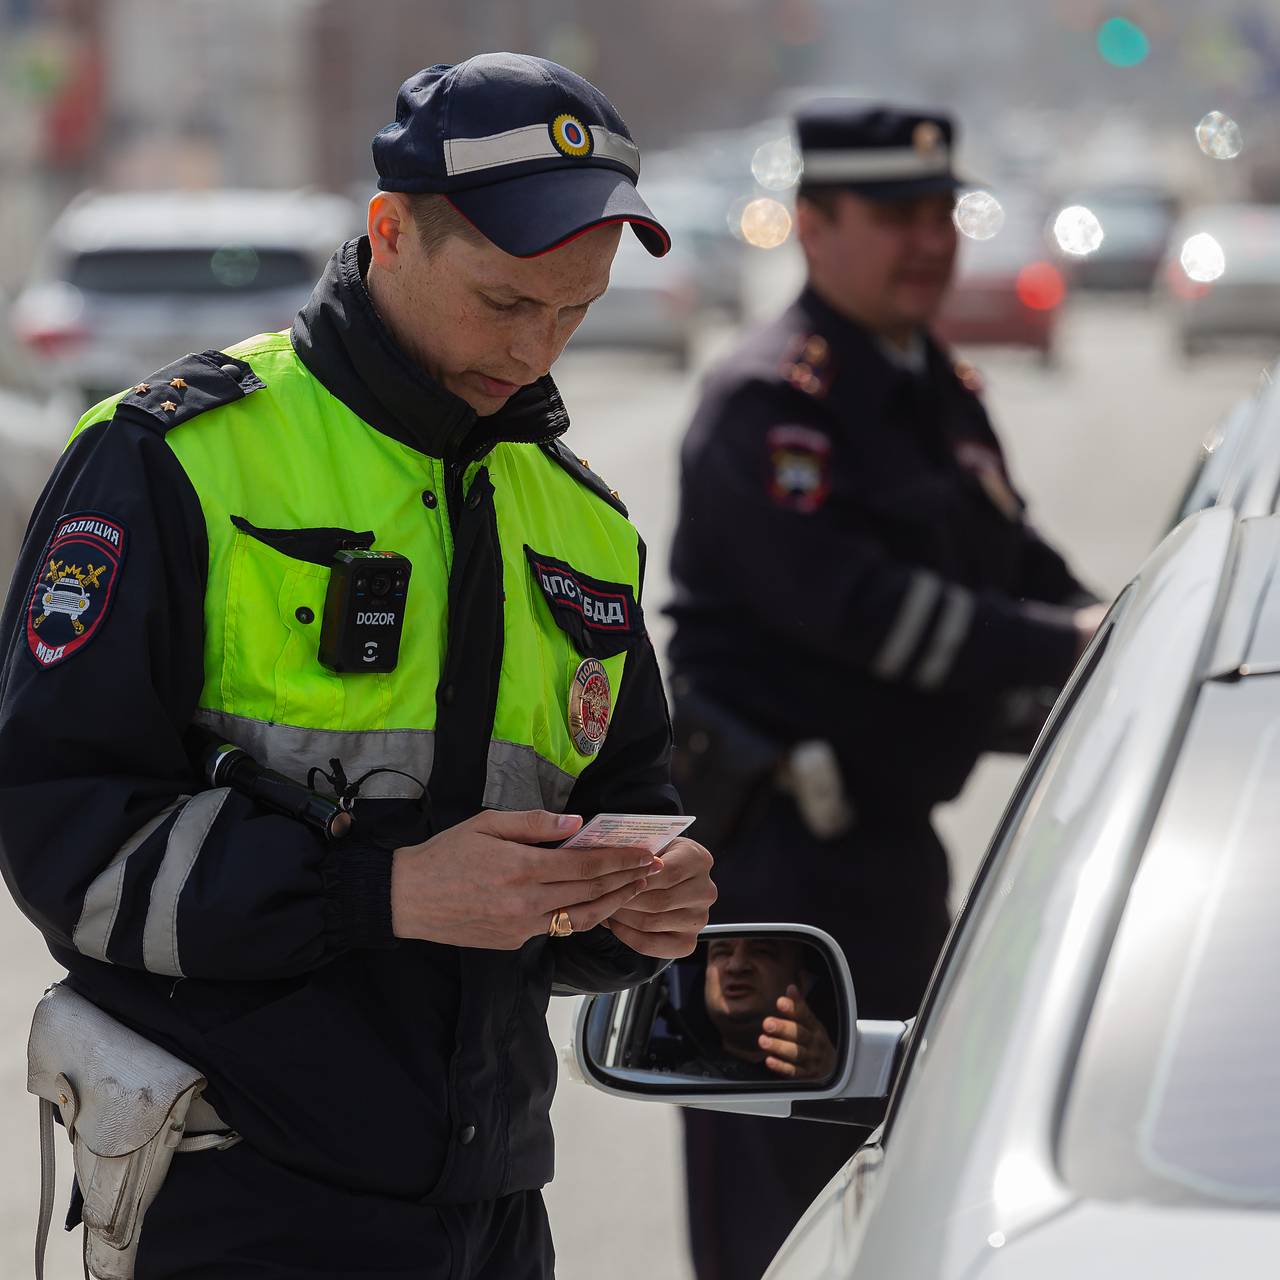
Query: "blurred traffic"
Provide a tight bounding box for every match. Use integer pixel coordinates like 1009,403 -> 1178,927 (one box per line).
4,3 -> 1280,1279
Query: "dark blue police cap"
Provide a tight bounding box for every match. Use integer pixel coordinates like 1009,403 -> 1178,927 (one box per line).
797,103 -> 964,201
373,52 -> 670,258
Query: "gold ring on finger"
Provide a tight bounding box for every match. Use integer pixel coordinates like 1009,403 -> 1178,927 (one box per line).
548,909 -> 574,939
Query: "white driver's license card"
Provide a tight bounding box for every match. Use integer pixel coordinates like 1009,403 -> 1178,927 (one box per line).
559,813 -> 695,854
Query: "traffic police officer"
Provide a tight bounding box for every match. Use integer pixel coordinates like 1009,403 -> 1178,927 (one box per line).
667,103 -> 1101,1279
0,54 -> 715,1278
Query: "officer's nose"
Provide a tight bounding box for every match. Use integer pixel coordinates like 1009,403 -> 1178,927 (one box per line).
508,314 -> 567,381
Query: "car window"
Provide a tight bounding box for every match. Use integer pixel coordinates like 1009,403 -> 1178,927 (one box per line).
66,247 -> 314,295
878,596 -> 1124,1143
1060,672 -> 1280,1207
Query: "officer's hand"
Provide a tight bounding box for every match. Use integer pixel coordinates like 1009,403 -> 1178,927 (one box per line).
758,985 -> 838,1082
1073,602 -> 1108,658
390,810 -> 660,950
603,837 -> 716,959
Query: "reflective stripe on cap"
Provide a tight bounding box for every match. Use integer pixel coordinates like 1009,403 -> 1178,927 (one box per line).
801,145 -> 952,182
444,123 -> 640,178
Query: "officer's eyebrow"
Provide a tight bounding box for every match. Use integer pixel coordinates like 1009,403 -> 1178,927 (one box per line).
479,282 -> 608,309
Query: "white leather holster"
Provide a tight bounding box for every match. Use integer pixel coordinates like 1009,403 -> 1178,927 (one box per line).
26,982 -> 238,1280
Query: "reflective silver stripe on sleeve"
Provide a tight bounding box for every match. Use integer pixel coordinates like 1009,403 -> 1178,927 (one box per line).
872,571 -> 943,679
916,586 -> 976,690
191,710 -> 434,799
483,739 -> 578,814
801,146 -> 952,183
443,124 -> 640,179
142,788 -> 232,978
72,798 -> 190,963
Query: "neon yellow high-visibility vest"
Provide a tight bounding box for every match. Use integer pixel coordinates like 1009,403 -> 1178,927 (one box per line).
72,332 -> 641,808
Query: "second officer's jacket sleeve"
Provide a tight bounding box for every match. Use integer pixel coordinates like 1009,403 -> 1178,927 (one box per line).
0,414 -> 394,981
674,379 -> 1080,694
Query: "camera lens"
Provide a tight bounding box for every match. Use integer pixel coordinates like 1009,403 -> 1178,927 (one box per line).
369,573 -> 392,597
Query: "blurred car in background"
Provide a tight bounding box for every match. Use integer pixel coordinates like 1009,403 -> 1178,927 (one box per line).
1065,183 -> 1177,291
568,233 -> 700,367
9,189 -> 359,410
641,177 -> 750,318
1162,204 -> 1280,360
935,195 -> 1066,365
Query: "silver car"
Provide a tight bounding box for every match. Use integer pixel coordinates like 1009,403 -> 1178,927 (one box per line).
575,492 -> 1280,1274
10,189 -> 359,409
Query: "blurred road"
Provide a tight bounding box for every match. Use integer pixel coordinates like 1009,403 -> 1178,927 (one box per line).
0,278 -> 1266,1278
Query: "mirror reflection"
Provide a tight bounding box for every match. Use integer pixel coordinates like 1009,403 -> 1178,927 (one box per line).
588,933 -> 843,1088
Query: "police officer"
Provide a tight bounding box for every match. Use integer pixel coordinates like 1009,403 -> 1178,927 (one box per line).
667,103 -> 1101,1279
0,54 -> 715,1279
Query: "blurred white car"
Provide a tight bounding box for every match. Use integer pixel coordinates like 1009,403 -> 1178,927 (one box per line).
569,233 -> 700,368
10,189 -> 360,408
1161,203 -> 1280,358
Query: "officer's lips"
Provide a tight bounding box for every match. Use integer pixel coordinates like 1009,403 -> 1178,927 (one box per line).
720,981 -> 758,1001
469,372 -> 524,399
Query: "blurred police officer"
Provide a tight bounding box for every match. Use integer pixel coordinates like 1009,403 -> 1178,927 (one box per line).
0,54 -> 715,1279
668,103 -> 1102,1279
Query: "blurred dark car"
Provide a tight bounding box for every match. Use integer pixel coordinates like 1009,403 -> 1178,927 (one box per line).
1066,184 -> 1177,291
1161,204 -> 1280,359
935,198 -> 1066,365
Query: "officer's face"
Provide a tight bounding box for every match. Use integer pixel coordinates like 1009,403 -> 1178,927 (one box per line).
798,190 -> 958,337
704,937 -> 803,1032
367,194 -> 621,415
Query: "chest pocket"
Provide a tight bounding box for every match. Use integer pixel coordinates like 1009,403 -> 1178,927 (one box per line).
523,545 -> 644,660
217,517 -> 392,729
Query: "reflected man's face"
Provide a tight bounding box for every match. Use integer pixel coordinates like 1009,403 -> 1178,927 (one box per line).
704,937 -> 804,1037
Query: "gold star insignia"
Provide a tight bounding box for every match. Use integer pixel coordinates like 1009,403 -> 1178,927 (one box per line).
133,383 -> 151,395
160,400 -> 178,413
169,377 -> 188,390
579,457 -> 590,470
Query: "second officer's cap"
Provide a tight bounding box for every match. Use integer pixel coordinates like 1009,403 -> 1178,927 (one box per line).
797,103 -> 964,201
372,52 -> 670,258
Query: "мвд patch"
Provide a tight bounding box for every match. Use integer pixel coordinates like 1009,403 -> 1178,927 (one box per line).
26,512 -> 127,669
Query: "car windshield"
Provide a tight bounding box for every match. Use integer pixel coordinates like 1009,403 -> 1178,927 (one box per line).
65,246 -> 314,295
1061,671 -> 1280,1208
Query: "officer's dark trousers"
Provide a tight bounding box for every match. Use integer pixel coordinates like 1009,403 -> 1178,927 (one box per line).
683,792 -> 951,1280
134,1140 -> 554,1280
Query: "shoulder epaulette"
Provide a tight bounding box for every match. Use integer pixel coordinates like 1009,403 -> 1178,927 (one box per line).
539,439 -> 630,519
112,349 -> 265,433
778,331 -> 832,399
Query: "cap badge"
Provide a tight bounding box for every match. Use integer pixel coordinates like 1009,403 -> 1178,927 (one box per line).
913,120 -> 943,155
568,657 -> 611,755
551,113 -> 593,159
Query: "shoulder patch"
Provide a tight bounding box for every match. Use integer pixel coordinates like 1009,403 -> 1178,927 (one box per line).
767,424 -> 832,513
539,440 -> 630,518
114,350 -> 265,433
26,511 -> 127,669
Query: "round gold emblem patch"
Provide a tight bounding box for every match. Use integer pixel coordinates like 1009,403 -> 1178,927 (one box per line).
913,120 -> 943,155
568,658 -> 611,755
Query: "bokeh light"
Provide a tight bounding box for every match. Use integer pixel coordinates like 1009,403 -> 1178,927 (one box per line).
1180,232 -> 1225,283
1195,111 -> 1243,160
1052,206 -> 1105,256
1015,262 -> 1066,311
1097,17 -> 1150,67
954,190 -> 1005,241
738,197 -> 792,249
751,137 -> 802,191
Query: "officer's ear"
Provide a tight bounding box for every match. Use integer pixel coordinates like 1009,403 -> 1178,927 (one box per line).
795,190 -> 843,259
367,192 -> 413,267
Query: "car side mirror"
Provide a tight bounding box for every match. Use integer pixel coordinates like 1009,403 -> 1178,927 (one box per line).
572,923 -> 908,1122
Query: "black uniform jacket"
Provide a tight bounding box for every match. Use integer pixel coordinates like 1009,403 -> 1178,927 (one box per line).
0,238 -> 678,1205
668,286 -> 1093,811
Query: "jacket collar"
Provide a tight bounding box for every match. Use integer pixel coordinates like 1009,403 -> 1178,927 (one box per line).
291,237 -> 570,459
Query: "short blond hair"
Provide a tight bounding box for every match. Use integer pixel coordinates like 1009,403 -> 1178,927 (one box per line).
406,193 -> 488,255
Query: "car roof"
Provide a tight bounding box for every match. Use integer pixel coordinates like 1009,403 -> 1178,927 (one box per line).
49,189 -> 359,254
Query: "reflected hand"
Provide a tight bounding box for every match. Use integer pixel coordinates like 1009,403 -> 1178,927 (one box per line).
604,837 -> 716,959
758,984 -> 837,1082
